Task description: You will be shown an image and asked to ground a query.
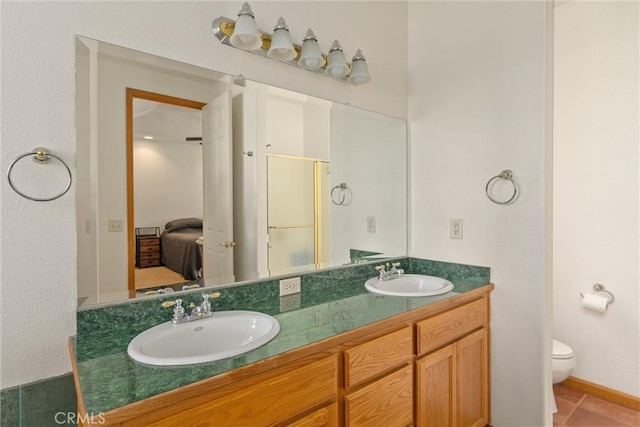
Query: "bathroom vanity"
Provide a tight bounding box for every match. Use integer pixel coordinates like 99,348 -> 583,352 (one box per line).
69,264 -> 492,427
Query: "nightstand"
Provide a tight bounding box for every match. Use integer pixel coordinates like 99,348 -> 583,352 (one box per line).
135,227 -> 161,268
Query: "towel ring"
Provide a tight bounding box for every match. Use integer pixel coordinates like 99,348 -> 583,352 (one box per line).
331,183 -> 348,205
486,169 -> 518,205
7,148 -> 72,202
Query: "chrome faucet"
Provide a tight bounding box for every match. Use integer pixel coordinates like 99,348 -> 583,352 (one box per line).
161,293 -> 216,324
375,262 -> 404,281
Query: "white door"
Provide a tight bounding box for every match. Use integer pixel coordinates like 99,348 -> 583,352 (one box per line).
202,92 -> 234,285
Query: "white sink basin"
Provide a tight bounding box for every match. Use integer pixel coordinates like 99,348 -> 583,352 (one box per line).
365,274 -> 454,297
127,310 -> 280,366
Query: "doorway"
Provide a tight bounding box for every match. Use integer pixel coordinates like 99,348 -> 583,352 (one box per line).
126,88 -> 206,296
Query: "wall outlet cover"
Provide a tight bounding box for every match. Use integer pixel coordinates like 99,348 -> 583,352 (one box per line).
367,216 -> 376,233
450,218 -> 463,239
108,219 -> 124,232
279,277 -> 301,296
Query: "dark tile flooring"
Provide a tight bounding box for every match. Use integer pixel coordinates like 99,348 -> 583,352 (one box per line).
553,384 -> 640,426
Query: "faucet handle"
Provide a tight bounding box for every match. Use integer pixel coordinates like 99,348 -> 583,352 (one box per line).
161,299 -> 185,320
161,299 -> 177,308
201,293 -> 211,313
392,262 -> 401,267
200,292 -> 220,314
375,264 -> 386,271
173,299 -> 185,320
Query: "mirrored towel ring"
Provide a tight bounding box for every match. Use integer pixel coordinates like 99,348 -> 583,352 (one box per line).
331,182 -> 348,205
486,169 -> 518,205
7,148 -> 72,202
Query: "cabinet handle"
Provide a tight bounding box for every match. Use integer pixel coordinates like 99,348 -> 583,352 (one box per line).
219,241 -> 236,248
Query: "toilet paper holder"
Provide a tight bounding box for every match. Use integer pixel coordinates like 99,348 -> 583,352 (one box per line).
580,283 -> 615,306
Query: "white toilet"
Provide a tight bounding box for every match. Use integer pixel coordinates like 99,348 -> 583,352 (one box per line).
551,339 -> 576,413
553,339 -> 576,384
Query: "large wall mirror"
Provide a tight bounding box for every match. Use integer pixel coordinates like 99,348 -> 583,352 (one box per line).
76,36 -> 407,308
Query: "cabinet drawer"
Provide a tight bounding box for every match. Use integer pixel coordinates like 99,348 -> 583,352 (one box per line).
147,355 -> 338,427
139,245 -> 159,253
139,259 -> 161,268
139,237 -> 159,247
344,326 -> 413,389
139,252 -> 160,261
345,364 -> 413,427
417,298 -> 487,355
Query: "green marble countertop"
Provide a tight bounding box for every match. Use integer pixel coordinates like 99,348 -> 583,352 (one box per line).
72,259 -> 489,415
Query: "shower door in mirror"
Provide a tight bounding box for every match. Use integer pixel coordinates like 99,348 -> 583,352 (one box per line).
267,155 -> 330,276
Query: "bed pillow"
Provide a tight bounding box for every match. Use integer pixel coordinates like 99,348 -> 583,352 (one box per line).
164,217 -> 203,231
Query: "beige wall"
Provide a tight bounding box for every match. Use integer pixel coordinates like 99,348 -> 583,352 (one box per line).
408,2 -> 551,425
553,0 -> 640,397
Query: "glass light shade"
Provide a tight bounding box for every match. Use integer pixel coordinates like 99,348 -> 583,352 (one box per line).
267,17 -> 296,61
347,50 -> 371,85
297,29 -> 325,70
326,40 -> 349,78
229,3 -> 262,51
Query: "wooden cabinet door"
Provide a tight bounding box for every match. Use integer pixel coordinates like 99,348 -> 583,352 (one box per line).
456,328 -> 488,427
416,328 -> 488,427
416,344 -> 456,427
345,364 -> 414,427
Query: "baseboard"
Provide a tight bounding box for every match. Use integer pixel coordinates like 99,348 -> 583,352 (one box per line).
562,376 -> 640,411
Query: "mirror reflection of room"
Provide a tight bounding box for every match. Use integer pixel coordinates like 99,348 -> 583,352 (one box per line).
76,37 -> 407,307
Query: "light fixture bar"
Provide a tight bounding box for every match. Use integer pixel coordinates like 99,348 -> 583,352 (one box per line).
212,16 -> 352,84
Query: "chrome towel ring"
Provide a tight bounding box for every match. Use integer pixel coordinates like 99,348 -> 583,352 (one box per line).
7,148 -> 72,202
486,169 -> 518,205
331,182 -> 348,205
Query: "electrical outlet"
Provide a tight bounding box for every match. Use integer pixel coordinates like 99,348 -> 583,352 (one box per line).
279,277 -> 301,296
367,216 -> 376,233
450,218 -> 463,239
280,293 -> 301,312
108,219 -> 123,232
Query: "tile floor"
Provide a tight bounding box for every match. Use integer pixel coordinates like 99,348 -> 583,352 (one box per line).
553,384 -> 640,426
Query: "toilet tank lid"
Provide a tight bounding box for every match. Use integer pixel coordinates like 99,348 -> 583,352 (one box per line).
553,339 -> 574,359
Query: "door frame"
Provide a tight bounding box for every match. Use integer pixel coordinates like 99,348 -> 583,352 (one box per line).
125,88 -> 206,296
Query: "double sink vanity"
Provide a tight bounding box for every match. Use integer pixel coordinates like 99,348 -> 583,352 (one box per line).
70,258 -> 493,426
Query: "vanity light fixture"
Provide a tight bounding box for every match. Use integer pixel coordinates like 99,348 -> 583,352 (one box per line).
229,3 -> 262,50
325,40 -> 350,79
267,17 -> 296,61
298,29 -> 325,70
211,3 -> 371,85
347,49 -> 371,85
